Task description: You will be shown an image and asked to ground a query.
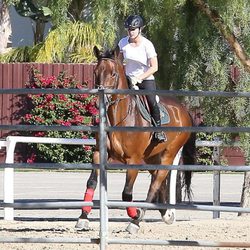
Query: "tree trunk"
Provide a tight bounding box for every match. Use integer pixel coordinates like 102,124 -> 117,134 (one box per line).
191,0 -> 250,73
239,171 -> 250,216
0,0 -> 12,53
33,20 -> 45,45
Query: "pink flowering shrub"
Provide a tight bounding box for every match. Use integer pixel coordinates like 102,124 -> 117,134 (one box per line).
22,67 -> 98,163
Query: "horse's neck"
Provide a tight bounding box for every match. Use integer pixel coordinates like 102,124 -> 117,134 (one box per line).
108,70 -> 135,126
109,98 -> 136,127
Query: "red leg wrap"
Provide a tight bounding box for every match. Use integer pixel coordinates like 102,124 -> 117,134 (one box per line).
127,207 -> 138,219
82,188 -> 94,214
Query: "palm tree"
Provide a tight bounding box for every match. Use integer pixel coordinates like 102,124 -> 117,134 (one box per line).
0,0 -> 12,53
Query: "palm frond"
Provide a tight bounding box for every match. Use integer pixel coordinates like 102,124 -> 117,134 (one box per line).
35,21 -> 105,63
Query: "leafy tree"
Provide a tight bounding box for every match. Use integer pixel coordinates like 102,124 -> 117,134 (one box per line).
150,0 -> 250,213
137,0 -> 249,155
1,0 -> 118,62
15,0 -> 50,43
5,0 -> 72,44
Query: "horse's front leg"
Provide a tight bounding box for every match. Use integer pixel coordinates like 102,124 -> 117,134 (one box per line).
75,151 -> 99,231
122,168 -> 145,234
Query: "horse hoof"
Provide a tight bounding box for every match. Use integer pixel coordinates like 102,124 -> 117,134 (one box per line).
75,218 -> 90,231
162,210 -> 175,225
126,221 -> 140,234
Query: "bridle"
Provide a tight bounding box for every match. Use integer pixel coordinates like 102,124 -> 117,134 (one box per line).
95,57 -> 132,125
95,58 -> 119,90
95,57 -> 129,107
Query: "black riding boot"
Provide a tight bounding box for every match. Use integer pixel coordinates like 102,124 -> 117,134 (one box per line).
153,119 -> 167,143
147,92 -> 167,143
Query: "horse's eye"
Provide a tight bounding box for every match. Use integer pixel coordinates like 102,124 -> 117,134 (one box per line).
111,72 -> 117,78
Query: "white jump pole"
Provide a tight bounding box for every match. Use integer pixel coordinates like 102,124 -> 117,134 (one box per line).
2,136 -> 96,221
4,137 -> 16,220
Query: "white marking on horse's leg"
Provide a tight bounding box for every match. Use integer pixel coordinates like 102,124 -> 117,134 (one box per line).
75,218 -> 90,231
161,209 -> 175,224
126,221 -> 140,234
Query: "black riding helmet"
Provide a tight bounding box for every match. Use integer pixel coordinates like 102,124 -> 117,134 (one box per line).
124,15 -> 144,29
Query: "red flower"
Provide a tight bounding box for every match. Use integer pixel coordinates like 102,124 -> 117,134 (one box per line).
76,83 -> 83,89
58,94 -> 67,101
34,132 -> 45,137
84,145 -> 92,151
35,116 -> 44,123
45,94 -> 54,102
48,103 -> 55,110
74,115 -> 84,123
25,114 -> 33,120
27,153 -> 36,163
88,106 -> 98,115
55,119 -> 63,124
61,121 -> 72,126
41,76 -> 55,87
95,117 -> 100,124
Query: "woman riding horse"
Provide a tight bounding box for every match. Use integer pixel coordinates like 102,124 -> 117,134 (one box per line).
118,14 -> 166,142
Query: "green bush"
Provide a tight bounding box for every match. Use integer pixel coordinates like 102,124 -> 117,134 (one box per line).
22,67 -> 98,164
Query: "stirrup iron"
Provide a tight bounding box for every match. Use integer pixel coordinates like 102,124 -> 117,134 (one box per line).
153,131 -> 167,143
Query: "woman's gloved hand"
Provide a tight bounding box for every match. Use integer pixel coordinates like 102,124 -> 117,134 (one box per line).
128,76 -> 142,89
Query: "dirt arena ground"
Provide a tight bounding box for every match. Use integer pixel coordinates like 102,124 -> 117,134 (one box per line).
0,172 -> 249,249
0,214 -> 249,250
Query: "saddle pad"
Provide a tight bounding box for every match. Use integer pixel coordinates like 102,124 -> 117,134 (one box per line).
135,96 -> 170,125
158,102 -> 170,125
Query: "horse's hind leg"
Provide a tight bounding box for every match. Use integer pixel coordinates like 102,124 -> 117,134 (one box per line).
146,151 -> 177,224
148,170 -> 174,223
75,169 -> 98,230
158,175 -> 175,224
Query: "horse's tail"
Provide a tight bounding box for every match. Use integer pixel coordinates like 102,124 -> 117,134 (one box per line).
182,131 -> 196,202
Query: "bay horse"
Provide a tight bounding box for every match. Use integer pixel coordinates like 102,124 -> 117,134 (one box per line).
75,46 -> 195,233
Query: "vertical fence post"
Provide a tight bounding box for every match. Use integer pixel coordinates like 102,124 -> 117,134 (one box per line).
98,89 -> 108,250
4,138 -> 16,220
213,146 -> 221,219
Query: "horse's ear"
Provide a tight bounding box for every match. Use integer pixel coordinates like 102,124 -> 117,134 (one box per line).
114,45 -> 120,57
93,46 -> 100,59
114,45 -> 122,62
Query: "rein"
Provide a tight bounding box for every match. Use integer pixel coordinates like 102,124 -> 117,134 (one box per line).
96,57 -> 132,126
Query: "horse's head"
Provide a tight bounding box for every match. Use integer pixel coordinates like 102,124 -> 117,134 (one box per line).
93,46 -> 125,89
